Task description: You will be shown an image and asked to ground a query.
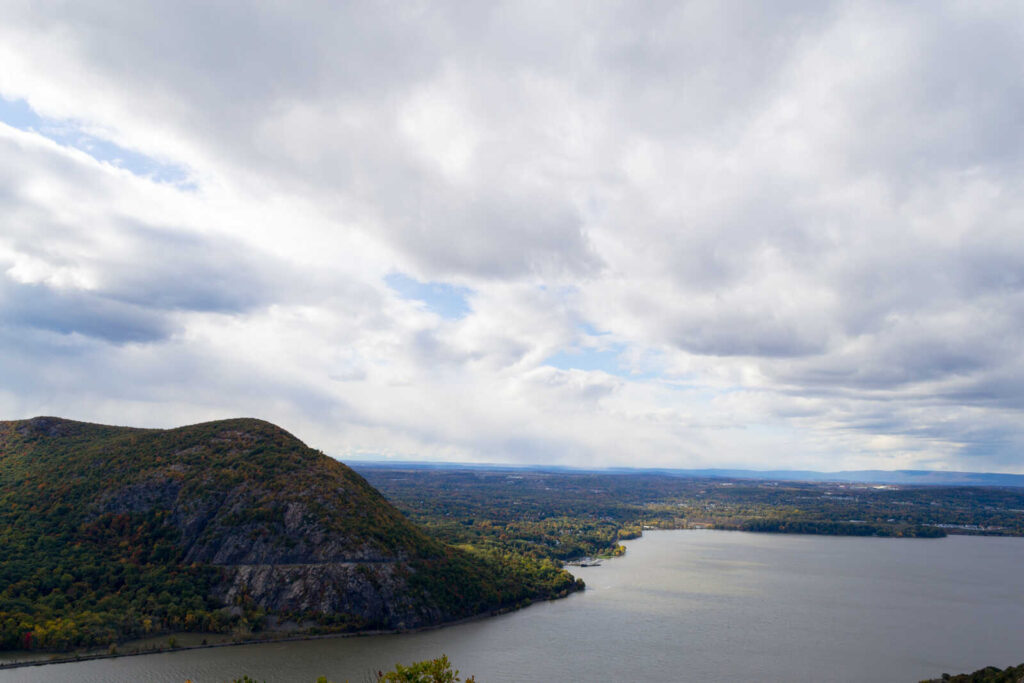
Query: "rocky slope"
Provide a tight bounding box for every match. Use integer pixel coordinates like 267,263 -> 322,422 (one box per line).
0,417 -> 580,649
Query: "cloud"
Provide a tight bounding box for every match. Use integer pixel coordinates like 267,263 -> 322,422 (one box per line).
1,280 -> 172,343
0,1 -> 1022,472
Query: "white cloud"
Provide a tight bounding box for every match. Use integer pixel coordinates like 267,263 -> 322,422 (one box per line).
1,1 -> 1023,472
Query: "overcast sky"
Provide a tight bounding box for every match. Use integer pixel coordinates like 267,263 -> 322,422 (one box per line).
2,1 -> 1022,472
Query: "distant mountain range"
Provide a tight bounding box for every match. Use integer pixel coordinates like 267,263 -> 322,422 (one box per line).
354,460 -> 1024,488
622,468 -> 1024,488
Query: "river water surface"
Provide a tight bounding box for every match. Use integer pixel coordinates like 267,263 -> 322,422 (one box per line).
3,530 -> 1023,682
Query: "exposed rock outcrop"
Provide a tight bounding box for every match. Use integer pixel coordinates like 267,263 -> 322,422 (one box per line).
215,561 -> 440,629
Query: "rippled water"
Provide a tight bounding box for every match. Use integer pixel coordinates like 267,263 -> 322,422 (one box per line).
3,530 -> 1023,683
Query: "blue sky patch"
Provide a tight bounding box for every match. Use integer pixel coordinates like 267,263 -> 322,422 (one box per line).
385,272 -> 473,320
579,321 -> 611,337
544,346 -> 624,374
0,96 -> 192,187
544,330 -> 661,380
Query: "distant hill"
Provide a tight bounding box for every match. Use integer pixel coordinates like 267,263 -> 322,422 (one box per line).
920,661 -> 1024,682
633,468 -> 1024,488
0,417 -> 579,651
356,460 -> 1024,488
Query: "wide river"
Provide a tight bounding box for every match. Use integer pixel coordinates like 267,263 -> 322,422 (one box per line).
3,530 -> 1023,682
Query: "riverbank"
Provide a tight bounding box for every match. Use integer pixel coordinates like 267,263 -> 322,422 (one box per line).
0,585 -> 585,671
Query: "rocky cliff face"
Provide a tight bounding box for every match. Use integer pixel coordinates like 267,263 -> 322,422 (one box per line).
98,473 -> 440,627
214,562 -> 441,630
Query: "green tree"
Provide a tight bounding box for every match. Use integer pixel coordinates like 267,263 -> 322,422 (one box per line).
377,654 -> 475,683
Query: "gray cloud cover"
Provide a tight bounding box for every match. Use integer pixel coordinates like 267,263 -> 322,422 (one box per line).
1,1 -> 1022,472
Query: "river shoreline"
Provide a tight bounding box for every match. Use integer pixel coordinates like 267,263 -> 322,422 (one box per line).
0,587 -> 586,671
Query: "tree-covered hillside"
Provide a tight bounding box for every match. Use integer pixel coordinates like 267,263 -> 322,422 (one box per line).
0,417 -> 580,651
921,661 -> 1024,682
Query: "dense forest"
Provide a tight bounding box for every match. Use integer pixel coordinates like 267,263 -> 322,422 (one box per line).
356,465 -> 1024,561
0,418 -> 580,653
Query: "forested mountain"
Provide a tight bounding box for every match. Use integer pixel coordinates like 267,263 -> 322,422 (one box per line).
0,417 -> 580,651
